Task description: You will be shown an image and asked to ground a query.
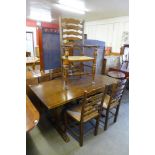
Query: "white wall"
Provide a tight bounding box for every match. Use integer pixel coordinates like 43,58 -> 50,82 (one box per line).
26,26 -> 37,57
84,16 -> 129,53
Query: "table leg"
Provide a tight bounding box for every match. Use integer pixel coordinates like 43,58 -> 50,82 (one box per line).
49,107 -> 70,142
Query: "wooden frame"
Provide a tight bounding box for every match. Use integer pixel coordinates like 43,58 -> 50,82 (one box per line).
64,86 -> 108,146
59,17 -> 99,88
62,45 -> 98,89
28,75 -> 119,142
100,79 -> 127,130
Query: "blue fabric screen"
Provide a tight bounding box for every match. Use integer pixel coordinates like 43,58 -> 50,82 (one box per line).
42,28 -> 61,70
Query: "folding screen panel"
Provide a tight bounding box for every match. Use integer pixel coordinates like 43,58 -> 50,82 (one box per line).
73,39 -> 105,74
42,28 -> 61,70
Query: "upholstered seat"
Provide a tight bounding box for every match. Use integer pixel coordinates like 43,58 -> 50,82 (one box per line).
67,104 -> 99,122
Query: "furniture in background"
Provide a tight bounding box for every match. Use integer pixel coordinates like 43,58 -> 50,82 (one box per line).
108,61 -> 129,79
26,71 -> 39,86
26,57 -> 40,70
121,44 -> 129,62
37,68 -> 62,82
102,55 -> 122,74
105,47 -> 112,56
100,79 -> 127,130
26,95 -> 40,132
107,71 -> 125,80
82,39 -> 105,74
106,44 -> 129,88
27,75 -> 119,142
38,72 -> 50,83
26,68 -> 62,86
26,51 -> 31,57
64,87 -> 107,146
102,45 -> 129,79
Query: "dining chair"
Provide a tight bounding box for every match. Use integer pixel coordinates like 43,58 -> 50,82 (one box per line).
64,86 -> 108,146
59,17 -> 98,85
26,78 -> 38,86
100,79 -> 127,130
38,72 -> 50,83
50,68 -> 62,79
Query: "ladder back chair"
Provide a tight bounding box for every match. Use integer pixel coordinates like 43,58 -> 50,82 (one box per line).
50,68 -> 62,79
101,79 -> 127,130
64,86 -> 108,146
38,73 -> 50,83
59,17 -> 98,88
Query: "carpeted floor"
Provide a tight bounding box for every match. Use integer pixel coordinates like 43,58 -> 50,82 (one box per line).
26,90 -> 129,155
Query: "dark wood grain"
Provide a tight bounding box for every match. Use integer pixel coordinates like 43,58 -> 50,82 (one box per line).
29,75 -> 119,109
26,96 -> 40,132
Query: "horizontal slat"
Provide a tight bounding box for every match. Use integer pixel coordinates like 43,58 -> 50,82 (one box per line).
84,109 -> 97,117
62,18 -> 81,24
68,72 -> 92,76
84,105 -> 94,112
63,37 -> 82,41
83,112 -> 99,122
63,31 -> 82,36
63,25 -> 82,30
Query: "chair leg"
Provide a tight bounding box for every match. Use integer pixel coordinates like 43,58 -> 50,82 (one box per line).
114,104 -> 120,123
104,109 -> 109,131
79,122 -> 84,147
101,108 -> 106,117
64,113 -> 68,133
94,116 -> 100,136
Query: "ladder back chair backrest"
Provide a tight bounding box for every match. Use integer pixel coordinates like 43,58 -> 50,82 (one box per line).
59,17 -> 85,56
79,86 -> 108,122
38,73 -> 50,83
51,68 -> 62,79
108,79 -> 127,108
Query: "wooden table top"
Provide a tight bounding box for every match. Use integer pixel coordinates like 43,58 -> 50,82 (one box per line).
30,75 -> 119,109
62,56 -> 94,62
26,96 -> 40,132
107,71 -> 125,79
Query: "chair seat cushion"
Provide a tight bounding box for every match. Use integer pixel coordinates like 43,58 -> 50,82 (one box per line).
103,95 -> 119,109
67,104 -> 99,122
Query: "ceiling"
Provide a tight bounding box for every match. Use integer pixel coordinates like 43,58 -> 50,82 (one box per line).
26,0 -> 129,23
